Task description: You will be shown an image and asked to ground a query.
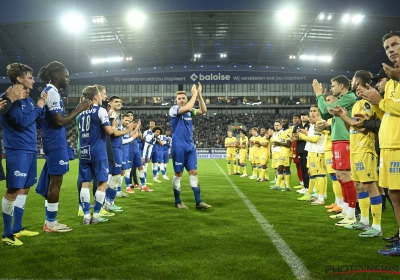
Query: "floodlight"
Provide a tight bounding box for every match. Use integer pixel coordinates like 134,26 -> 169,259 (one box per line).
194,54 -> 201,58
276,7 -> 296,24
327,15 -> 332,20
128,11 -> 146,26
92,16 -> 104,23
220,53 -> 227,58
319,14 -> 325,20
342,14 -> 350,23
62,14 -> 85,31
351,14 -> 364,24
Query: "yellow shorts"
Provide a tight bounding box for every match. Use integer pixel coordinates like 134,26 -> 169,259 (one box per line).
259,153 -> 269,166
350,152 -> 378,183
278,155 -> 292,167
272,152 -> 280,168
324,151 -> 335,174
308,152 -> 326,176
379,149 -> 400,189
226,152 -> 236,161
239,150 -> 247,164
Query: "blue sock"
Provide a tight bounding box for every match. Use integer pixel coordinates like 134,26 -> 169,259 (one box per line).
46,202 -> 58,222
192,187 -> 201,204
173,188 -> 181,204
153,169 -> 157,177
107,188 -> 117,203
124,177 -> 131,187
12,207 -> 23,233
161,169 -> 166,176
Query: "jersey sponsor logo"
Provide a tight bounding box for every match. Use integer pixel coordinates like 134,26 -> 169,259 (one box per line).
175,161 -> 183,165
14,170 -> 27,177
114,163 -> 122,168
389,161 -> 400,174
355,162 -> 365,171
59,160 -> 69,166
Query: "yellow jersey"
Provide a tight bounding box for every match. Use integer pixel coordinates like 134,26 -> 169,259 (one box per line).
225,137 -> 238,154
278,128 -> 293,157
259,135 -> 269,157
240,136 -> 248,150
378,79 -> 400,149
350,99 -> 377,154
322,119 -> 332,152
252,135 -> 262,156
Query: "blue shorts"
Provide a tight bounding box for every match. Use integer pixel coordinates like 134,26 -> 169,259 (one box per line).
6,153 -> 37,188
78,160 -> 109,183
130,152 -> 143,168
109,147 -> 122,174
151,150 -> 159,163
172,145 -> 197,173
161,151 -> 169,163
46,148 -> 69,175
122,151 -> 129,170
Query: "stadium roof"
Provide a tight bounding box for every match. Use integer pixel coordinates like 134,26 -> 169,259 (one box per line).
0,0 -> 399,77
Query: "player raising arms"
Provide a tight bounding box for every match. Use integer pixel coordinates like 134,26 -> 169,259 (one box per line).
169,83 -> 211,210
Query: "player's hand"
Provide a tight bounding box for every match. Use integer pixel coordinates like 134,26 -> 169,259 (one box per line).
328,105 -> 347,117
76,99 -> 92,112
0,99 -> 7,111
383,58 -> 400,81
312,79 -> 324,96
299,128 -> 308,135
5,84 -> 25,102
358,85 -> 382,105
126,122 -> 135,131
142,158 -> 145,165
197,82 -> 202,95
191,84 -> 199,96
112,118 -> 118,128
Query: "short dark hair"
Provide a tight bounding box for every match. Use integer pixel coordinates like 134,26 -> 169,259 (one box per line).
6,63 -> 33,85
239,129 -> 247,136
293,113 -> 301,118
126,111 -> 133,115
310,104 -> 318,109
152,126 -> 163,134
354,70 -> 373,88
331,75 -> 350,90
382,31 -> 400,43
122,113 -> 132,119
274,119 -> 281,124
109,95 -> 121,102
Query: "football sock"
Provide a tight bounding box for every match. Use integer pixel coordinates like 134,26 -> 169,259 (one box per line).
190,175 -> 201,204
370,195 -> 382,231
172,176 -> 182,204
358,191 -> 370,225
12,194 -> 26,233
2,197 -> 14,237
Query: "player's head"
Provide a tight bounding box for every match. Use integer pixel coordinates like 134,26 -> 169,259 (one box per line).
292,114 -> 301,125
251,127 -> 259,136
382,31 -> 400,63
372,68 -> 389,96
260,127 -> 266,136
274,120 -> 281,131
352,70 -> 373,94
149,121 -> 155,129
281,118 -> 289,128
166,130 -> 171,137
109,95 -> 122,111
126,111 -> 134,121
121,113 -> 132,127
82,85 -> 102,105
309,104 -> 319,117
330,75 -> 350,97
309,113 -> 320,125
227,131 -> 232,137
152,126 -> 163,137
239,129 -> 247,138
38,61 -> 69,89
325,92 -> 338,105
94,84 -> 107,101
6,63 -> 34,90
300,111 -> 309,122
176,91 -> 188,106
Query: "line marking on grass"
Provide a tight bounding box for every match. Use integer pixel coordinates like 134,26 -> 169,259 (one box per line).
213,161 -> 312,280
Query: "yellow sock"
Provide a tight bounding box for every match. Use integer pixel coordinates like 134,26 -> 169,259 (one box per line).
227,163 -> 231,173
307,177 -> 316,195
260,169 -> 265,180
276,173 -> 283,187
358,193 -> 370,224
253,167 -> 258,176
315,176 -> 324,195
242,166 -> 247,175
233,164 -> 237,173
332,180 -> 343,199
370,195 -> 382,228
284,173 -> 291,188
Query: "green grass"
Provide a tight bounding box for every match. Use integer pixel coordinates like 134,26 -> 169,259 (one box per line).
0,159 -> 399,279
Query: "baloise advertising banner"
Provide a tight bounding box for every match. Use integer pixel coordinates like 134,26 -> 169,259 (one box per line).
69,71 -> 333,85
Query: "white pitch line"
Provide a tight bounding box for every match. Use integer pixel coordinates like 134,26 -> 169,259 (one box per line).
213,160 -> 312,280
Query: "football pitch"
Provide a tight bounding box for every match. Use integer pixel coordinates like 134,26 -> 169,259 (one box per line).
0,158 -> 399,280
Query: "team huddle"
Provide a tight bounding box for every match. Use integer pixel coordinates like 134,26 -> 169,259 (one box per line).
223,31 -> 400,256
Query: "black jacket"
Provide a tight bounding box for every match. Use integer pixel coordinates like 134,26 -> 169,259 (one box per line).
293,121 -> 310,153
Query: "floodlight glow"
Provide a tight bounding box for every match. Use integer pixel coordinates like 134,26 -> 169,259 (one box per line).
319,14 -> 325,20
351,14 -> 364,24
299,55 -> 332,62
327,15 -> 332,20
91,57 -> 123,64
194,54 -> 201,58
92,16 -> 104,23
342,14 -> 350,23
276,7 -> 296,24
128,11 -> 146,26
62,14 -> 85,31
125,57 -> 133,61
220,53 -> 227,58
289,55 -> 296,59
